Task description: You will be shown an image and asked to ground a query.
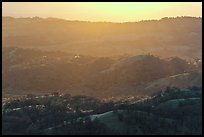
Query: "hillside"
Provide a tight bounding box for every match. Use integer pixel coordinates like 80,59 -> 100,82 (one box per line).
2,87 -> 202,135
2,16 -> 202,59
2,47 -> 202,98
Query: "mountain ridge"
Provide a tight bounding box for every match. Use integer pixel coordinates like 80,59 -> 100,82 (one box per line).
2,16 -> 202,59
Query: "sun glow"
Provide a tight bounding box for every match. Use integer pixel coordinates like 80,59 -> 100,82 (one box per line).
2,2 -> 202,22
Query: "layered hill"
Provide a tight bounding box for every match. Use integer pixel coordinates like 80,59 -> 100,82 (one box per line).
2,47 -> 202,98
2,16 -> 202,59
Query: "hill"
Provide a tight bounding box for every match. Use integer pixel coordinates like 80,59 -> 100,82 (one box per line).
2,16 -> 202,59
2,47 -> 202,98
2,87 -> 202,135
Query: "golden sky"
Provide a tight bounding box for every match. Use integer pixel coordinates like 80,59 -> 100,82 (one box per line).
2,2 -> 202,22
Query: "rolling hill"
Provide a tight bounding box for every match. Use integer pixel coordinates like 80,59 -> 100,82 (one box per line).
2,16 -> 202,59
2,47 -> 202,98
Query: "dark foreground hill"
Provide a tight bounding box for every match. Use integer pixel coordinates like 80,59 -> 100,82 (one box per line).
2,86 -> 202,135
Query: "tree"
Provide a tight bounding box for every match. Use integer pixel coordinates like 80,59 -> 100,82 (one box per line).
118,113 -> 124,122
26,123 -> 40,135
26,94 -> 35,99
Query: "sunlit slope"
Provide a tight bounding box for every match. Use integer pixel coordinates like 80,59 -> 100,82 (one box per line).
142,70 -> 202,95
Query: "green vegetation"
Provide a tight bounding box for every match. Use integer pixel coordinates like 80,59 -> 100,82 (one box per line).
2,87 -> 202,135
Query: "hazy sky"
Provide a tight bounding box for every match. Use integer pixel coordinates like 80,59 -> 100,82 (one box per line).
2,2 -> 202,22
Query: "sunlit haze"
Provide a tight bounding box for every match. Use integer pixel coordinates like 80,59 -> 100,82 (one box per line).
2,2 -> 202,135
2,2 -> 202,22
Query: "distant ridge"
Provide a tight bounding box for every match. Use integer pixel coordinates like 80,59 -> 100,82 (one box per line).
2,16 -> 202,23
2,16 -> 202,59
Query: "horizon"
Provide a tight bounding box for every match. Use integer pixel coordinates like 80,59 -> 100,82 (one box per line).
2,2 -> 202,23
2,15 -> 202,23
